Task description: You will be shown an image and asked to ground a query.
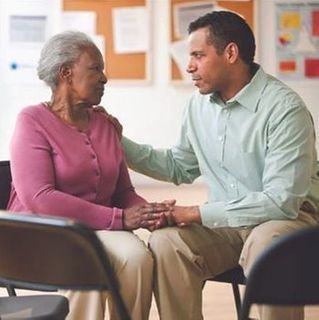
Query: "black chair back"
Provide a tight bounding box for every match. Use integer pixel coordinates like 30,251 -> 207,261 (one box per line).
0,161 -> 11,209
240,226 -> 319,320
0,211 -> 130,320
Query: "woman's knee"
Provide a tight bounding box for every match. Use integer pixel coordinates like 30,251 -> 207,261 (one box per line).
118,241 -> 153,273
98,231 -> 153,271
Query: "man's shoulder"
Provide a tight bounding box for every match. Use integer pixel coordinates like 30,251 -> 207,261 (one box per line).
261,74 -> 306,111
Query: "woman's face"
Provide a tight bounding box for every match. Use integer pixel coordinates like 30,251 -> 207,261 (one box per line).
68,47 -> 107,106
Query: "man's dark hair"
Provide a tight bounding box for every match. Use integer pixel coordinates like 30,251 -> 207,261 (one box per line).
188,11 -> 255,67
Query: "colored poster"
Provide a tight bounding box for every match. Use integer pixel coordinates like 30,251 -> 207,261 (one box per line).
276,2 -> 319,80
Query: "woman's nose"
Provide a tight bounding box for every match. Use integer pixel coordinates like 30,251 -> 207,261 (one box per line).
101,73 -> 108,84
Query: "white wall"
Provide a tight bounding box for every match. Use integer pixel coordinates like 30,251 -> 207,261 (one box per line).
1,0 -> 318,186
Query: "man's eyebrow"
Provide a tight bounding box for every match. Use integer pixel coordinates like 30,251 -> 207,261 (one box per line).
190,50 -> 204,55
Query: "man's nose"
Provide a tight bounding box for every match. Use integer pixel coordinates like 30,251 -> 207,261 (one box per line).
186,61 -> 195,73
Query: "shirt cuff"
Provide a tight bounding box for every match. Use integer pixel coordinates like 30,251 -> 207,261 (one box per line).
110,208 -> 124,230
199,202 -> 228,228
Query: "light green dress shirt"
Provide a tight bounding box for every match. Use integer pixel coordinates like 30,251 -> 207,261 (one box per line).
123,66 -> 319,228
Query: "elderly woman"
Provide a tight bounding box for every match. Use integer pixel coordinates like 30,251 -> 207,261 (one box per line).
7,31 -> 168,320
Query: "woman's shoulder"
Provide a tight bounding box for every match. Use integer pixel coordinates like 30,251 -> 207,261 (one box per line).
19,103 -> 48,118
90,107 -> 122,141
90,107 -> 118,129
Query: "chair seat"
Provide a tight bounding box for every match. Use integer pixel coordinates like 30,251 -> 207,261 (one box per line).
213,266 -> 246,285
0,294 -> 69,320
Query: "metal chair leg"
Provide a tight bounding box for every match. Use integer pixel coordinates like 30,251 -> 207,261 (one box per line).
231,283 -> 241,320
6,285 -> 17,296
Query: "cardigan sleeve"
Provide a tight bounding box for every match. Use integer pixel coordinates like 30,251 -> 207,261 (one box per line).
111,154 -> 146,209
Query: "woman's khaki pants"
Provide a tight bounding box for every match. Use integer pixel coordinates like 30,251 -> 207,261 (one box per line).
62,230 -> 153,320
149,211 -> 318,320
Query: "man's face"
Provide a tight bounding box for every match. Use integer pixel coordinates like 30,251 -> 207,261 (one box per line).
186,27 -> 228,95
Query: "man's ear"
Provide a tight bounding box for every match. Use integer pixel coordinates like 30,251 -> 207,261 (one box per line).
224,42 -> 239,64
59,64 -> 72,83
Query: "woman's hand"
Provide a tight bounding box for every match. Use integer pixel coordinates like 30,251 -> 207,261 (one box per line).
123,202 -> 171,230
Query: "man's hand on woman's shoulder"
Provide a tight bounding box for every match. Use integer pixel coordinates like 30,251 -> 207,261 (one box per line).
93,105 -> 123,138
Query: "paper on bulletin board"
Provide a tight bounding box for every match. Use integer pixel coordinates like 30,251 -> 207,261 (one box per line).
173,1 -> 237,40
5,14 -> 46,85
276,2 -> 319,80
92,34 -> 105,61
173,1 -> 215,39
61,11 -> 96,35
170,39 -> 192,83
112,6 -> 149,54
61,11 -> 105,59
0,0 -> 61,85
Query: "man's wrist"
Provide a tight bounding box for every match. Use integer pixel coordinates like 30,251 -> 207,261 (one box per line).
188,206 -> 201,224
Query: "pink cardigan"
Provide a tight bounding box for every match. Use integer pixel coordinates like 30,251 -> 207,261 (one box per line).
7,103 -> 145,230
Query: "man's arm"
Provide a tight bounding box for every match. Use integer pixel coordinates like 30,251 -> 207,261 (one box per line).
122,135 -> 201,185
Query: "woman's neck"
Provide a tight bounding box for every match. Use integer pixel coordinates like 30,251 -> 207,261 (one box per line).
47,96 -> 90,130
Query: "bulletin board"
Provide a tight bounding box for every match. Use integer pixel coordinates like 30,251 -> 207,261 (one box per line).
275,1 -> 319,81
63,0 -> 150,82
170,0 -> 255,81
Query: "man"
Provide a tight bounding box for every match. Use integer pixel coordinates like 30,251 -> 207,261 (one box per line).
122,11 -> 319,320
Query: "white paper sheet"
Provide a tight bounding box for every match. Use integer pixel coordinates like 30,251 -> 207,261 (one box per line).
92,34 -> 105,60
174,1 -> 215,39
173,1 -> 238,39
170,39 -> 192,83
112,6 -> 149,54
61,11 -> 96,35
0,0 -> 62,85
9,15 -> 47,42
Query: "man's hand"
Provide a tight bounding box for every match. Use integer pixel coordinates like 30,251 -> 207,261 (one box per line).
167,205 -> 202,227
93,106 -> 123,137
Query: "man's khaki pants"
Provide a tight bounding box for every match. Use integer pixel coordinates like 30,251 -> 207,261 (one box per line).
149,211 -> 318,320
63,230 -> 153,320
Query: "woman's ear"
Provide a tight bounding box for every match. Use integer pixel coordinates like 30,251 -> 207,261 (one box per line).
59,64 -> 72,83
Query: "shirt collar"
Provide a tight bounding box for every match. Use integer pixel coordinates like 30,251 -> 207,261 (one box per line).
210,64 -> 268,113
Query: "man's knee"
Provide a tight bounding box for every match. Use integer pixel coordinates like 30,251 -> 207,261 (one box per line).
149,227 -> 181,259
240,220 -> 304,275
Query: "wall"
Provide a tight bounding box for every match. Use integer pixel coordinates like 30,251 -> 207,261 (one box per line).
1,0 -> 318,186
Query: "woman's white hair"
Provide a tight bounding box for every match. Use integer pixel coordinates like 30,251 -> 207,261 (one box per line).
37,31 -> 99,91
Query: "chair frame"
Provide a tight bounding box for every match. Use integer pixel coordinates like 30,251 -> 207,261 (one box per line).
0,160 -> 11,210
240,226 -> 319,320
212,266 -> 245,319
0,211 -> 130,320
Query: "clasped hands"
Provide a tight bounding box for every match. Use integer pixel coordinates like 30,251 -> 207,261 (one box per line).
123,201 -> 201,231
